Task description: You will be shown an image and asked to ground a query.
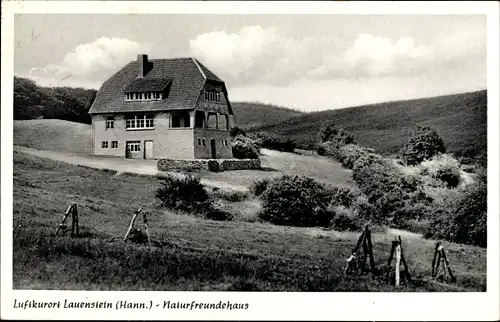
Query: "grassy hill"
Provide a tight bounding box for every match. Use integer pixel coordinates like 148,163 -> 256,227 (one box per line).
231,102 -> 304,129
14,119 -> 91,155
13,151 -> 486,291
251,90 -> 487,158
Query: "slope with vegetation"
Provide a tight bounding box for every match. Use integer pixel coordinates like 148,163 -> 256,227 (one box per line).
252,90 -> 487,159
231,102 -> 304,130
14,77 -> 96,124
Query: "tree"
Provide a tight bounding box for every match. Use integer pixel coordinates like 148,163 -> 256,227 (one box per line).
401,125 -> 446,165
318,121 -> 355,147
230,126 -> 246,137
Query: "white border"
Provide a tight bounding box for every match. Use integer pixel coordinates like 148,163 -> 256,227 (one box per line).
2,1 -> 499,321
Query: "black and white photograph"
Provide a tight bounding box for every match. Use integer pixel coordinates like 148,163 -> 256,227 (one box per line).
2,1 -> 499,321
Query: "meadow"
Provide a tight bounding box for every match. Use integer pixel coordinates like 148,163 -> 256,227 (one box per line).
13,151 -> 486,291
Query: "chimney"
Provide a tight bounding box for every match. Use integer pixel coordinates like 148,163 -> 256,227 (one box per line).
137,54 -> 148,78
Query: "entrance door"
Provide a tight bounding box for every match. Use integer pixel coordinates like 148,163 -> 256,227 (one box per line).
144,140 -> 154,159
210,139 -> 216,159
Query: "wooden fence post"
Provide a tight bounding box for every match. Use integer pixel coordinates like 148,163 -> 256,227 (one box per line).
143,212 -> 151,246
395,241 -> 401,288
345,225 -> 376,275
431,243 -> 456,283
70,203 -> 79,238
56,204 -> 74,235
386,236 -> 410,286
366,227 -> 376,272
123,207 -> 142,242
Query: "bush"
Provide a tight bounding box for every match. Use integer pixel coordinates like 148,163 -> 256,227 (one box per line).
351,195 -> 377,224
205,209 -> 235,221
337,144 -> 376,169
318,121 -> 356,146
331,214 -> 361,232
252,178 -> 271,197
156,175 -> 212,214
258,175 -> 333,227
352,153 -> 384,173
207,160 -> 219,172
325,185 -> 358,208
353,160 -> 426,224
317,145 -> 326,156
210,188 -> 249,202
230,126 -> 246,137
426,181 -> 487,247
256,133 -> 296,153
420,154 -> 461,188
232,135 -> 260,159
401,125 -> 446,165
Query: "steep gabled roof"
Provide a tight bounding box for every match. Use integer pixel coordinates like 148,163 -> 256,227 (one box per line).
88,57 -> 226,114
123,78 -> 172,93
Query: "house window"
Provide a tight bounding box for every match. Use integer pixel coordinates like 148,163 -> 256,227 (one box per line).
218,114 -> 228,130
125,91 -> 163,101
105,116 -> 115,129
101,141 -> 108,148
111,141 -> 118,148
126,141 -> 141,152
204,90 -> 221,103
198,138 -> 202,146
126,114 -> 155,129
207,112 -> 217,129
202,138 -> 206,146
171,111 -> 190,128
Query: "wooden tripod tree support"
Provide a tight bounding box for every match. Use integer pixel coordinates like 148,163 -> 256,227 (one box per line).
56,203 -> 80,237
345,225 -> 376,275
123,207 -> 151,246
431,242 -> 456,283
385,236 -> 411,287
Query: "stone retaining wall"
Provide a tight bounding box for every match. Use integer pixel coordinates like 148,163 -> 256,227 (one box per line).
158,158 -> 261,172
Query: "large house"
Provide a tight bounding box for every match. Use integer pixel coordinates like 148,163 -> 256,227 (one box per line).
88,54 -> 234,160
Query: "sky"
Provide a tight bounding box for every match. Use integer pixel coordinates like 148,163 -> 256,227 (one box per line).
14,14 -> 486,112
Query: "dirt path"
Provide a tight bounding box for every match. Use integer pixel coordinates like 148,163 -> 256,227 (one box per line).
13,146 -> 249,192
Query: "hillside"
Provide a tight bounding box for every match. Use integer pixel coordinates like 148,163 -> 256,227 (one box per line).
231,102 -> 304,129
14,76 -> 96,124
13,151 -> 486,291
13,76 -> 302,130
14,119 -> 91,155
251,90 -> 487,158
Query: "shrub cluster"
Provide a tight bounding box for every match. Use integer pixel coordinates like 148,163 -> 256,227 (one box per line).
156,175 -> 212,215
230,126 -> 246,137
258,175 -> 333,228
253,133 -> 296,153
251,178 -> 271,197
156,175 -> 235,222
400,125 -> 446,165
420,154 -> 462,188
336,144 -> 376,169
232,135 -> 260,159
353,160 -> 432,225
425,181 -> 487,247
257,175 -> 367,230
318,121 -> 356,146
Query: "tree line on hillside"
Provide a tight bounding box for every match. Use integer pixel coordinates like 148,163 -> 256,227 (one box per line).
14,76 -> 96,124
